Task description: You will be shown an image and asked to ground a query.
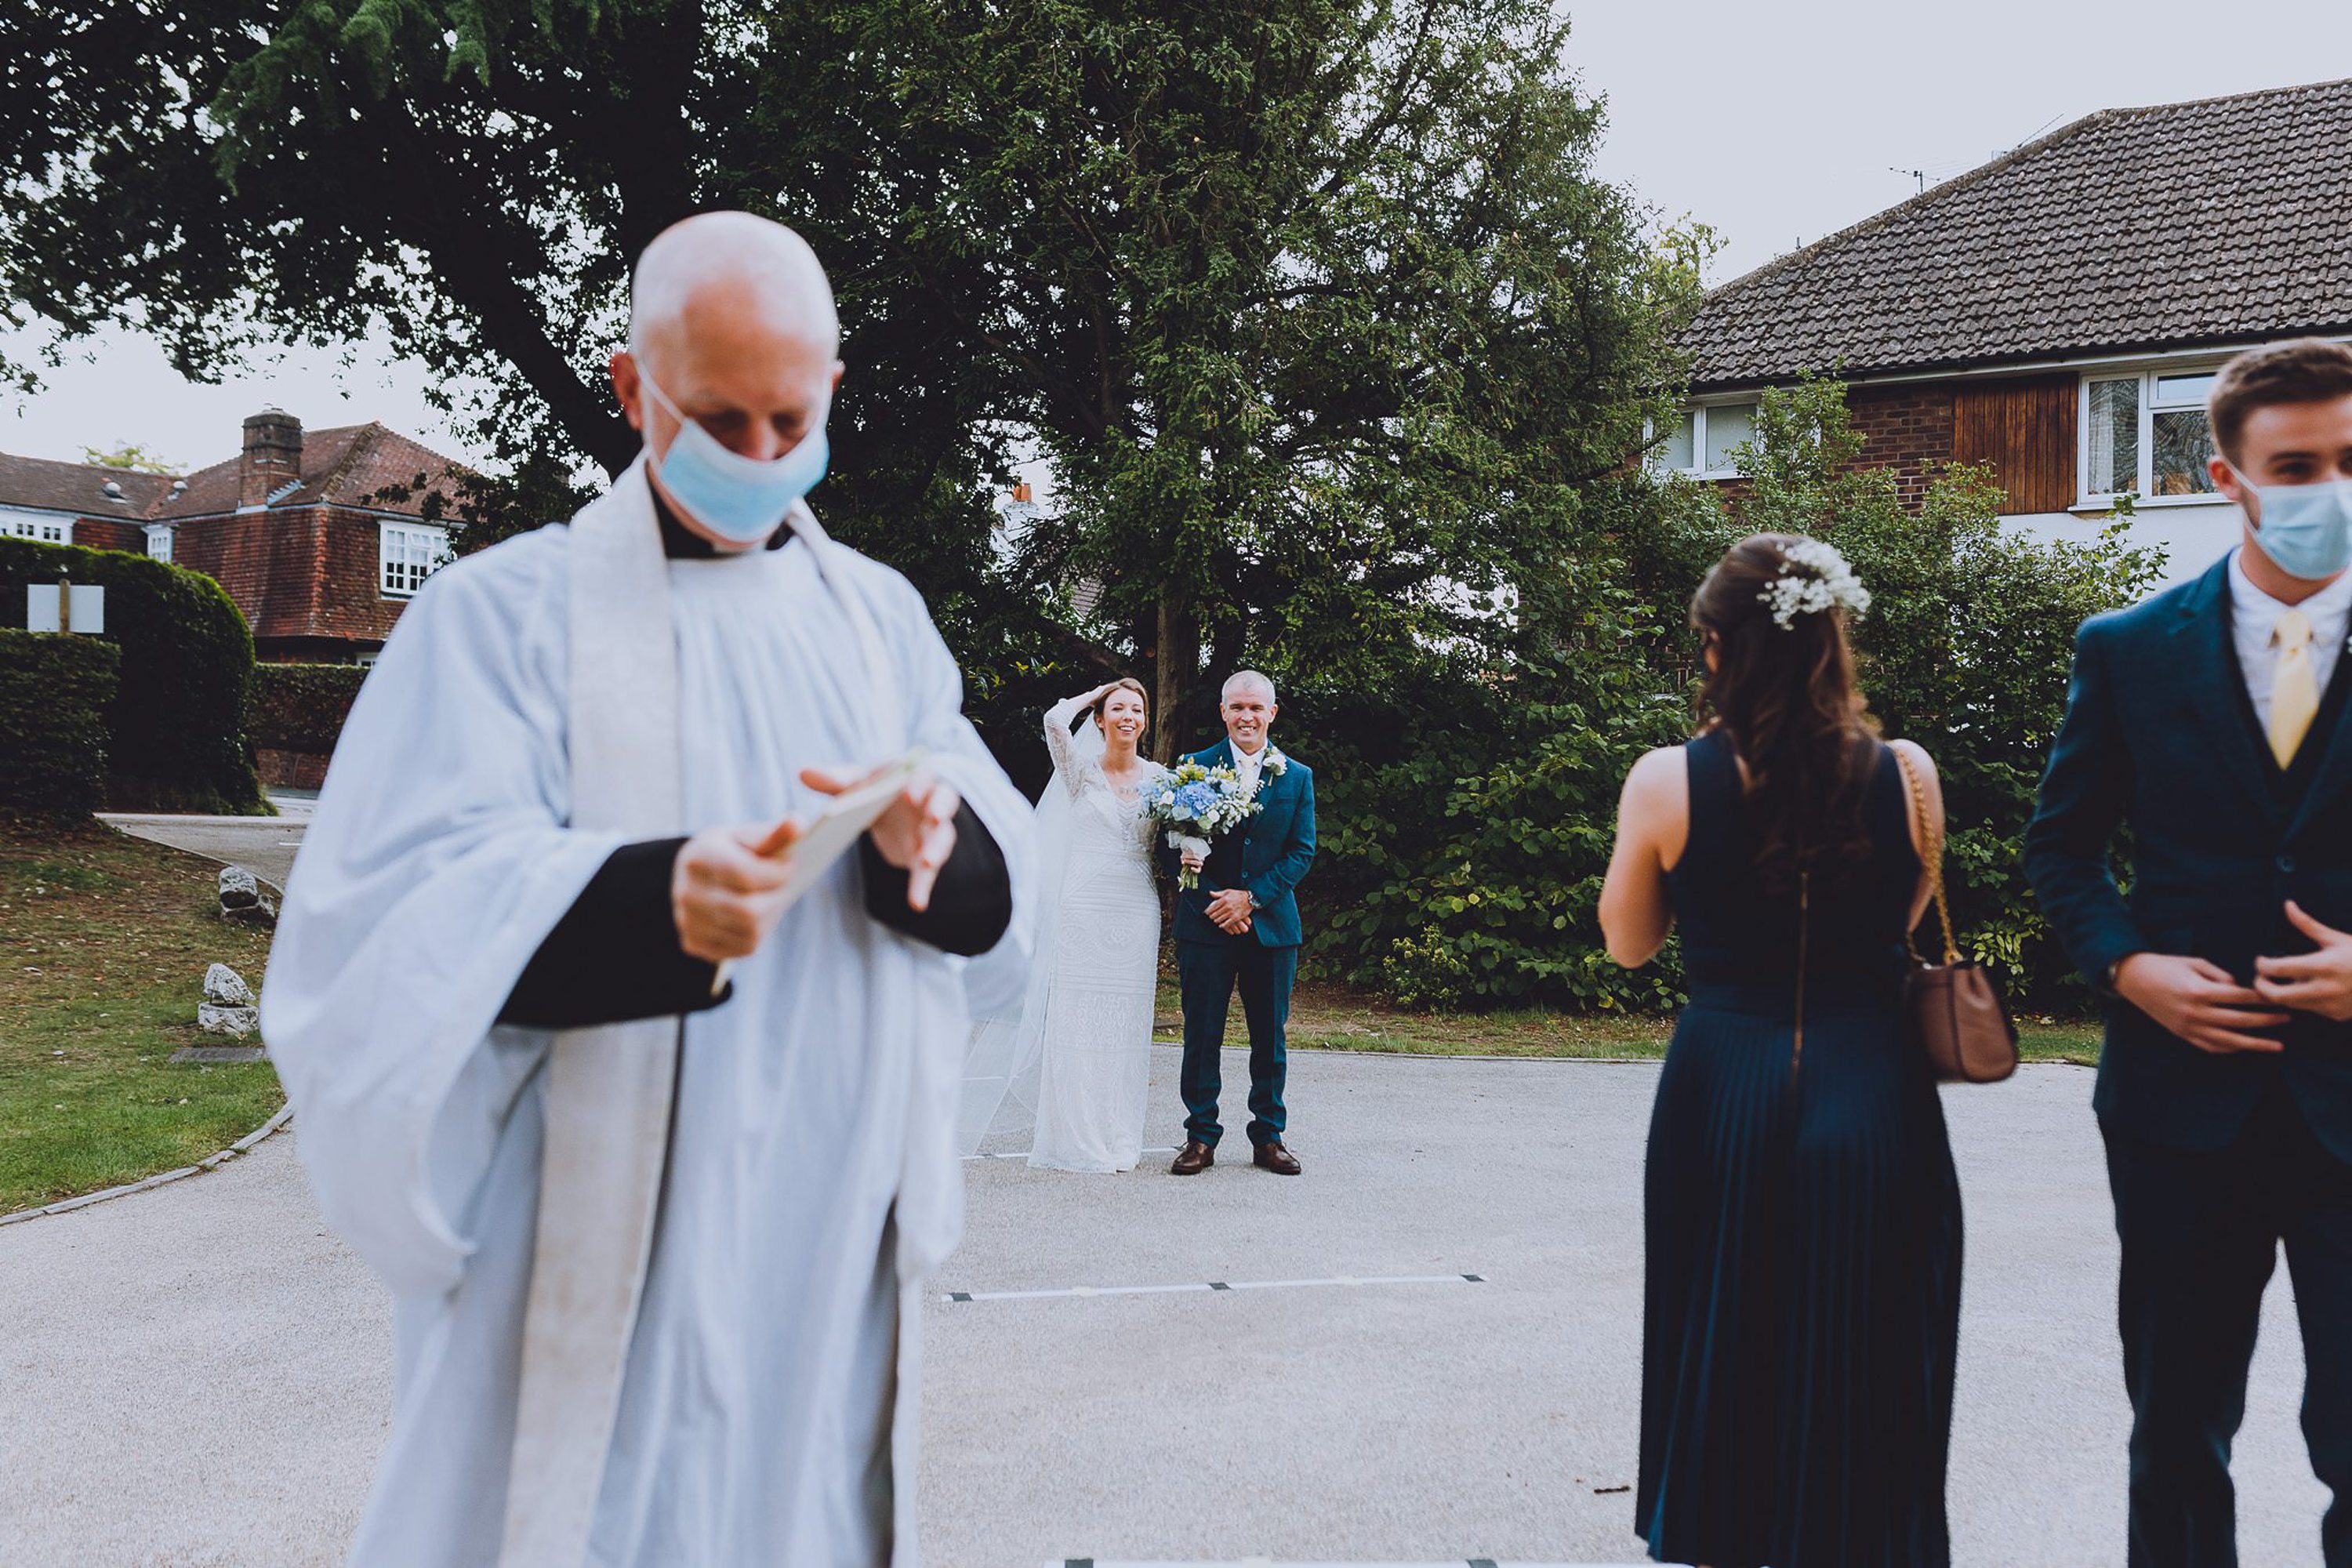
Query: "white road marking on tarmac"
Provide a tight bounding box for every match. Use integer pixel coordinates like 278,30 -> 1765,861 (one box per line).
946,1272 -> 1486,1305
964,1147 -> 1179,1162
1045,1560 -> 1670,1567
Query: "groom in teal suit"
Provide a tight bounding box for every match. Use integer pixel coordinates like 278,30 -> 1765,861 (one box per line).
1161,670 -> 1316,1175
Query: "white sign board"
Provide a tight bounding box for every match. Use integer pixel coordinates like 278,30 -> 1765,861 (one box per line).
25,583 -> 104,634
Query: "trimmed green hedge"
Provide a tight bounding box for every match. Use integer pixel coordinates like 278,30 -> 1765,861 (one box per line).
0,538 -> 265,814
0,629 -> 122,821
247,663 -> 368,754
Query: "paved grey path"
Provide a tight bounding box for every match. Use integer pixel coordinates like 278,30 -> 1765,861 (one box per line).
0,1054 -> 2330,1566
99,804 -> 310,888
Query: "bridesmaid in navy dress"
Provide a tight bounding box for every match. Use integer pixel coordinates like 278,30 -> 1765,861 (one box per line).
1599,533 -> 1964,1568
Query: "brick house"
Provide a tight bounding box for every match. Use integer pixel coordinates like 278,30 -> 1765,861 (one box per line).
0,409 -> 465,661
1668,77 -> 2352,588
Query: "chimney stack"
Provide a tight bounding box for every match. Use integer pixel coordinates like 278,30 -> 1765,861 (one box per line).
239,408 -> 303,509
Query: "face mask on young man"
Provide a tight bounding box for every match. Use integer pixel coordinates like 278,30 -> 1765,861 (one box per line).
642,370 -> 830,546
2237,469 -> 2352,582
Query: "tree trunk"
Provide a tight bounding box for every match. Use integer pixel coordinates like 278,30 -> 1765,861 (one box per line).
1152,594 -> 1196,762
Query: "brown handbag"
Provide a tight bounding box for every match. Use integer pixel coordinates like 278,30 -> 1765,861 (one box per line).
1891,746 -> 2019,1083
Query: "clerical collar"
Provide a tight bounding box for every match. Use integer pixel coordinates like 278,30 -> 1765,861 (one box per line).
651,486 -> 794,559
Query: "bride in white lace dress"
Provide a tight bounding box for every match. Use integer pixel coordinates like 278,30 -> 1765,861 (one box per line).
960,680 -> 1166,1171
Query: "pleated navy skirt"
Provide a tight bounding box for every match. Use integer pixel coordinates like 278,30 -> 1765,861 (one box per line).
1638,982 -> 1962,1567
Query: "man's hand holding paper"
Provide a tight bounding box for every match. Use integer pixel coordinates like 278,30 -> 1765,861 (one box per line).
804,761 -> 961,913
671,818 -> 804,963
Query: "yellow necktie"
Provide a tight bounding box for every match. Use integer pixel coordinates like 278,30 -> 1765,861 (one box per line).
2270,606 -> 2319,767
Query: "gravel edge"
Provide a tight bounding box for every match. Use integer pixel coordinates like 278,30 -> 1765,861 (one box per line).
0,1102 -> 295,1229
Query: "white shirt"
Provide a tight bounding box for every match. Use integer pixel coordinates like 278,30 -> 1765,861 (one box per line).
2229,547 -> 2352,732
1232,739 -> 1268,796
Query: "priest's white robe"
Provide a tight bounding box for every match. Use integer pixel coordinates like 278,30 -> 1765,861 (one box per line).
262,466 -> 1033,1567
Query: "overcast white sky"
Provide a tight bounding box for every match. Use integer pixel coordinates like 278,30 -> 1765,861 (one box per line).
5,0 -> 2348,474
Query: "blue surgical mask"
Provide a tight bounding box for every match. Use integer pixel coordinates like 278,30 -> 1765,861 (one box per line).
643,372 -> 829,546
2240,470 -> 2352,582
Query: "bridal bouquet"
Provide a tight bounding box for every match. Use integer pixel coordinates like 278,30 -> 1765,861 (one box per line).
1145,762 -> 1261,890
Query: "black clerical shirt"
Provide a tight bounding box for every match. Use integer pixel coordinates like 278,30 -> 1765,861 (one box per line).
496,495 -> 1014,1029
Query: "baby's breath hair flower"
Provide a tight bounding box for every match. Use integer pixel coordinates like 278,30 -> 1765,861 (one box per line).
1758,538 -> 1871,631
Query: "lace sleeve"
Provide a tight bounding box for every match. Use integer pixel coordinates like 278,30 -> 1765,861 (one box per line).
1042,694 -> 1094,797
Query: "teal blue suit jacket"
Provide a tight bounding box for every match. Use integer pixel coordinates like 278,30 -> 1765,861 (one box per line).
1161,739 -> 1317,949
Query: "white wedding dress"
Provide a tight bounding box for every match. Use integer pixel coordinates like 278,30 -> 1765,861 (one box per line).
959,695 -> 1164,1171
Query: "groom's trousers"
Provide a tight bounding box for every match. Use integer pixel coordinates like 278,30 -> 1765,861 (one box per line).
2104,1075 -> 2352,1567
1176,936 -> 1295,1149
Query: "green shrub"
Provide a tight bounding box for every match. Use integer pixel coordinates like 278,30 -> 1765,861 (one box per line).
1289,637 -> 1693,1012
0,630 -> 122,821
247,663 -> 368,753
0,539 -> 265,814
1293,379 -> 2154,1014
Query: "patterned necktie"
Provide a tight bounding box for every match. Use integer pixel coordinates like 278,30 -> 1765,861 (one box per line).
2270,606 -> 2319,768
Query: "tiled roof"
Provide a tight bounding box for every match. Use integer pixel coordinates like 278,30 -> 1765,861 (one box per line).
0,421 -> 467,523
1682,78 -> 2352,390
153,423 -> 466,521
0,452 -> 178,518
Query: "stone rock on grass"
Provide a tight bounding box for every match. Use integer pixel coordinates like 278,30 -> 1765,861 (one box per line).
198,1003 -> 260,1037
216,865 -> 277,927
203,964 -> 256,1007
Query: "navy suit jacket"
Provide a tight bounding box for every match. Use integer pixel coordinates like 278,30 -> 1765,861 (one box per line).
2024,554 -> 2352,1160
1160,740 -> 1317,949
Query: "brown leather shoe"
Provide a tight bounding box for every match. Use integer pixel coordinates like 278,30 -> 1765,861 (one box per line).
1252,1141 -> 1301,1175
1169,1140 -> 1215,1175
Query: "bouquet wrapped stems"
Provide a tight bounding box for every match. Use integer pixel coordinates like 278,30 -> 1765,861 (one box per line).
1169,833 -> 1212,891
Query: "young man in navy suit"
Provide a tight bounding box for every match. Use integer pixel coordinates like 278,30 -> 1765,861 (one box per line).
2027,339 -> 2352,1566
1162,670 -> 1316,1175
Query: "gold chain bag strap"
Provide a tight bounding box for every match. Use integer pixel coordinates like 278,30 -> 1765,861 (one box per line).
1891,745 -> 2018,1083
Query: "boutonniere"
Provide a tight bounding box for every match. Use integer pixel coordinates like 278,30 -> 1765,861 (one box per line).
1263,748 -> 1289,777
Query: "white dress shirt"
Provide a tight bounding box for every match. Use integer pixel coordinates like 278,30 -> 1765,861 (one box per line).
1232,740 -> 1268,796
2228,548 -> 2352,734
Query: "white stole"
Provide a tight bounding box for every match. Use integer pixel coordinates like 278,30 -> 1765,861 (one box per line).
499,458 -> 903,1566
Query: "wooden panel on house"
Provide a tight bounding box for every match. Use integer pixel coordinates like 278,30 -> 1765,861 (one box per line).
1952,374 -> 2078,514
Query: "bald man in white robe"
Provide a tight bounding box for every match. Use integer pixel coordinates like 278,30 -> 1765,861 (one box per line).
262,212 -> 1034,1567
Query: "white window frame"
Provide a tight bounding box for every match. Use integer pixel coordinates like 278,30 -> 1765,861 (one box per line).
1653,400 -> 1762,480
378,521 -> 450,599
2076,363 -> 2230,510
2,507 -> 74,544
143,524 -> 174,562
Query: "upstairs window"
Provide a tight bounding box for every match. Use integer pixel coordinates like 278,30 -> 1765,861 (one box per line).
144,524 -> 174,563
379,521 -> 449,598
1655,401 -> 1760,479
2,513 -> 71,543
2082,367 -> 2222,502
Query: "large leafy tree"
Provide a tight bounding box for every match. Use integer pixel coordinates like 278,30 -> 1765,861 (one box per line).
873,0 -> 1698,746
0,0 -> 1014,626
3,0 -> 1692,713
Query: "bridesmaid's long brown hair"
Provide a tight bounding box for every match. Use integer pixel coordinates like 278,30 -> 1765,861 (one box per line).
1690,533 -> 1878,895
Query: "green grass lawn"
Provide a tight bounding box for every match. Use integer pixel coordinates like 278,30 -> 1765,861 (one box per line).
1,824 -> 282,1214
1154,977 -> 2103,1065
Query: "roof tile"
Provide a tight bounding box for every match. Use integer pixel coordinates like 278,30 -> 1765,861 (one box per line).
1682,78 -> 2352,388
